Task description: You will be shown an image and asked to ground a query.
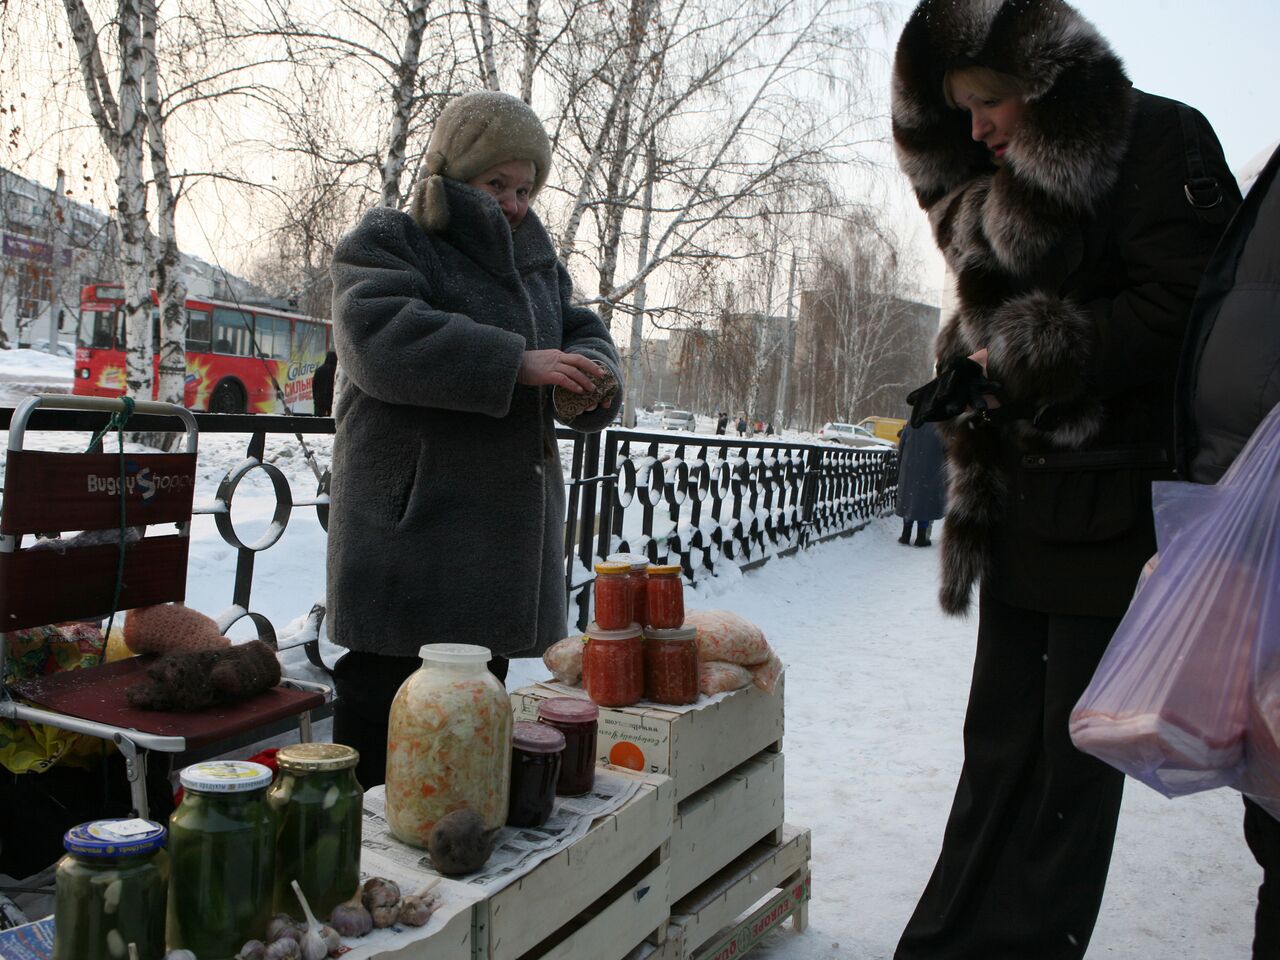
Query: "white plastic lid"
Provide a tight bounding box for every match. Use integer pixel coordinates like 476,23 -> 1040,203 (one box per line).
586,622 -> 643,641
419,642 -> 492,664
607,552 -> 651,571
179,760 -> 273,794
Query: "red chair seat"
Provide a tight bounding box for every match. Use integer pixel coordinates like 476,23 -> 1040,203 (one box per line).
10,657 -> 325,749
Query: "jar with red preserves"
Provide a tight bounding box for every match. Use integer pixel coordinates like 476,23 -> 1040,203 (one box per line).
593,561 -> 633,630
582,622 -> 644,707
643,626 -> 700,705
607,552 -> 650,630
508,722 -> 565,827
645,564 -> 685,629
536,698 -> 600,796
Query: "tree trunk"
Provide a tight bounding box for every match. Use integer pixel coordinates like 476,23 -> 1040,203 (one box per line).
518,0 -> 540,103
623,138 -> 656,428
380,0 -> 431,209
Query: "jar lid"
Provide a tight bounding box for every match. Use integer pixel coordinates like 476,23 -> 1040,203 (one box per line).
513,720 -> 566,754
606,552 -> 650,571
643,626 -> 697,642
586,622 -> 642,641
64,818 -> 166,858
647,564 -> 682,576
593,561 -> 630,575
537,697 -> 600,724
277,742 -> 360,773
419,642 -> 492,664
179,760 -> 274,794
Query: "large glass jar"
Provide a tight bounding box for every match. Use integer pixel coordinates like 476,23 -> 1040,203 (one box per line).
167,760 -> 276,960
643,626 -> 700,705
386,643 -> 513,847
607,552 -> 650,629
645,564 -> 685,629
537,698 -> 600,796
268,743 -> 363,920
582,623 -> 644,707
592,561 -> 633,630
507,722 -> 565,828
53,819 -> 168,960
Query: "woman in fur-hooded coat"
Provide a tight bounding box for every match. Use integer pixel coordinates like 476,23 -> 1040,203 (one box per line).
891,2 -> 1238,957
327,91 -> 621,788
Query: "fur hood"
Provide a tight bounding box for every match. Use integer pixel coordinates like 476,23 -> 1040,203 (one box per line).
893,0 -> 1140,615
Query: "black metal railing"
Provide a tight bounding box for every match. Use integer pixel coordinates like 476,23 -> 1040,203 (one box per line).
1,408 -> 897,642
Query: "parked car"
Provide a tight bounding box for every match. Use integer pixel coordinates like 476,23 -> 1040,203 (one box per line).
662,409 -> 697,432
818,422 -> 888,448
857,416 -> 909,445
28,339 -> 76,358
652,401 -> 676,414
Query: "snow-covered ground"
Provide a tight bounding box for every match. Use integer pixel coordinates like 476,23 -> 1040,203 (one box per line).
0,356 -> 1261,956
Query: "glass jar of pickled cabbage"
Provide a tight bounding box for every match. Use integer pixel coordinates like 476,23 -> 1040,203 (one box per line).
386,643 -> 513,847
167,760 -> 276,959
268,742 -> 363,920
53,818 -> 168,960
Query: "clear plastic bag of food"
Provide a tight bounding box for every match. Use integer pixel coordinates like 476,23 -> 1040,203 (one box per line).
543,634 -> 586,685
751,651 -> 785,695
686,610 -> 771,666
1069,402 -> 1280,810
699,661 -> 753,696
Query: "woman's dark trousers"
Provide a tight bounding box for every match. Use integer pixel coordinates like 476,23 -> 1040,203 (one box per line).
1245,796 -> 1280,958
332,651 -> 509,790
895,594 -> 1125,960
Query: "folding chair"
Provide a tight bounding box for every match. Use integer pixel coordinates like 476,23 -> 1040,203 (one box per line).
0,395 -> 327,818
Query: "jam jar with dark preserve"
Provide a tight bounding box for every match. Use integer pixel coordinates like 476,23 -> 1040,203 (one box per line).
645,564 -> 685,629
507,722 -> 566,827
536,697 -> 600,796
582,622 -> 644,707
643,626 -> 700,705
592,561 -> 633,630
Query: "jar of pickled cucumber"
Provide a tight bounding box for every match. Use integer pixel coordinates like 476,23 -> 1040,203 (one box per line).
53,818 -> 168,960
268,742 -> 363,920
168,760 -> 276,959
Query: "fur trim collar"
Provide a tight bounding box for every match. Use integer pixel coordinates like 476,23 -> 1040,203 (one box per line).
893,0 -> 1135,275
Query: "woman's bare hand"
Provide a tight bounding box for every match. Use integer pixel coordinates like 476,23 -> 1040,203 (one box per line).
967,347 -> 1000,409
518,350 -> 603,393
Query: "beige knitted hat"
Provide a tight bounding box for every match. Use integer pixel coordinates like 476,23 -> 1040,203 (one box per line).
410,91 -> 552,233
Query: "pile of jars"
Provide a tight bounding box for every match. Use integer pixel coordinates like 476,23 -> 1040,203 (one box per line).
53,750 -> 364,960
582,553 -> 699,709
508,697 -> 601,828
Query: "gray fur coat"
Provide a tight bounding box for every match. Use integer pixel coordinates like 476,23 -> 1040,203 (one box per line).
327,179 -> 620,658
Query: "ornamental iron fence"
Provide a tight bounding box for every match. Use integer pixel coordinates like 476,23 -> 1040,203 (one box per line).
0,408 -> 898,649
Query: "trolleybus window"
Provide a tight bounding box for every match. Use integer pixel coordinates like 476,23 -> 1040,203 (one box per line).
187,308 -> 211,351
212,307 -> 253,356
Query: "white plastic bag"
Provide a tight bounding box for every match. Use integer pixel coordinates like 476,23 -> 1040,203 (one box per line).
1070,402 -> 1280,813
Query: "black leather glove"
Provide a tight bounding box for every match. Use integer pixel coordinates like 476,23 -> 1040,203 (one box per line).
906,358 -> 1005,428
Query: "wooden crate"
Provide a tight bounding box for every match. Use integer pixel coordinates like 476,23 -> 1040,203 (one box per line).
670,751 -> 785,901
632,825 -> 811,960
474,771 -> 674,960
356,887 -> 478,960
511,680 -> 784,802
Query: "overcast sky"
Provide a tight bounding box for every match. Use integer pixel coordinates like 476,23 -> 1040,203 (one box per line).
878,0 -> 1280,304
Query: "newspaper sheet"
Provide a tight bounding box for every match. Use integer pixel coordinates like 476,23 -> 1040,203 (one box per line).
358,768 -> 644,899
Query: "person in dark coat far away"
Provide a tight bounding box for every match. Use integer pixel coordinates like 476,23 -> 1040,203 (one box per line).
312,350 -> 337,416
891,2 -> 1239,957
716,411 -> 728,435
894,422 -> 945,547
327,91 -> 621,789
1177,141 -> 1280,960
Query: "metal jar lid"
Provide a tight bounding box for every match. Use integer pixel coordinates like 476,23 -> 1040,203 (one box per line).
537,697 -> 600,724
179,760 -> 274,794
512,720 -> 567,755
277,742 -> 360,773
593,561 -> 631,576
64,818 -> 167,858
646,564 -> 681,576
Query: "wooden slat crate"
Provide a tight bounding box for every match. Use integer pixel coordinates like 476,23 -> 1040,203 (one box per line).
511,680 -> 784,803
632,825 -> 811,960
670,751 -> 785,902
473,770 -> 674,960
356,886 -> 478,960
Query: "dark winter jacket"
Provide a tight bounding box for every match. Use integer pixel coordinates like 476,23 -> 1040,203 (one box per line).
895,422 -> 947,522
312,351 -> 337,417
1179,143 -> 1280,485
327,178 -> 620,658
893,0 -> 1239,617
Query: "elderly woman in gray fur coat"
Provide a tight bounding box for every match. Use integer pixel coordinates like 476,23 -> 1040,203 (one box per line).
327,91 -> 621,789
891,2 -> 1238,957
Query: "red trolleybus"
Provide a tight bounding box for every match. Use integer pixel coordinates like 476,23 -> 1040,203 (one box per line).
73,284 -> 333,414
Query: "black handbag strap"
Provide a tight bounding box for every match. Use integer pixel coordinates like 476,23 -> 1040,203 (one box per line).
1177,103 -> 1229,223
